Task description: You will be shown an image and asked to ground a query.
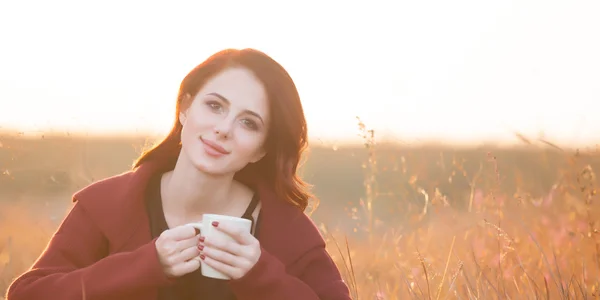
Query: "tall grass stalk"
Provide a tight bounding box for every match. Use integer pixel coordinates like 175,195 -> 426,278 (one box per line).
356,116 -> 377,244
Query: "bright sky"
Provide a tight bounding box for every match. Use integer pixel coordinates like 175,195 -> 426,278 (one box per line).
0,0 -> 599,147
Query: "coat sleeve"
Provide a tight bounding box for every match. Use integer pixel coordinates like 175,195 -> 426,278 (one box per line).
5,202 -> 173,300
228,245 -> 352,300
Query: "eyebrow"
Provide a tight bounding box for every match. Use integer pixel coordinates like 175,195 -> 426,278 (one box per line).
207,92 -> 264,124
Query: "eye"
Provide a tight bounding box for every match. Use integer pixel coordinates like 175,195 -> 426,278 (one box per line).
241,119 -> 258,130
206,101 -> 223,112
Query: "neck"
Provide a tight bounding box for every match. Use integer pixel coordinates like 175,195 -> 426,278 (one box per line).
161,155 -> 236,221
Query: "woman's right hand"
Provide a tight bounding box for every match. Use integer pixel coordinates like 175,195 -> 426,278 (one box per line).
155,224 -> 202,278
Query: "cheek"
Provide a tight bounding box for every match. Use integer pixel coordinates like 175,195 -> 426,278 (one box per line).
185,111 -> 215,132
233,130 -> 266,156
180,123 -> 197,150
180,116 -> 210,148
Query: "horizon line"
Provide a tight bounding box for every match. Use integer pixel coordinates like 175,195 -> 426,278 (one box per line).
1,127 -> 597,152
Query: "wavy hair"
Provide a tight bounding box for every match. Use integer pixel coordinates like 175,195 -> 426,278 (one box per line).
133,48 -> 314,211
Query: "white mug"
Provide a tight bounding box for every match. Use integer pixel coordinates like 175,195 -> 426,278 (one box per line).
188,214 -> 252,280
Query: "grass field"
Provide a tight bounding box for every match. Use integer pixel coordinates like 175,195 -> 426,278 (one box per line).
1,130 -> 600,299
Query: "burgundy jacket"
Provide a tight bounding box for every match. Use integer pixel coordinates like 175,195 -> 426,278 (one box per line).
6,160 -> 351,300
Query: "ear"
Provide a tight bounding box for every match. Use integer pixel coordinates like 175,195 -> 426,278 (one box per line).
179,93 -> 193,126
179,111 -> 187,126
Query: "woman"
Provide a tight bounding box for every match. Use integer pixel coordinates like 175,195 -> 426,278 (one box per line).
6,48 -> 351,300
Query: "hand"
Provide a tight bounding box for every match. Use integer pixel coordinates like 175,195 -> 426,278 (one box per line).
155,224 -> 202,278
198,221 -> 261,280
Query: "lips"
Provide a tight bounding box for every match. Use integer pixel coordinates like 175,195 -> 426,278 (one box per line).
200,137 -> 230,155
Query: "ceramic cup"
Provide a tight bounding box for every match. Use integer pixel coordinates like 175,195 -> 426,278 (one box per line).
188,214 -> 252,280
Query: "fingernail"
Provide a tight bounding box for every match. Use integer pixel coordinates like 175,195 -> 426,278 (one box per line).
198,244 -> 204,250
212,221 -> 219,227
200,254 -> 206,260
199,236 -> 205,242
194,227 -> 200,235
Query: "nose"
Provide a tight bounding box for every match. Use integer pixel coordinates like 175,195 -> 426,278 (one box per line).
213,118 -> 234,139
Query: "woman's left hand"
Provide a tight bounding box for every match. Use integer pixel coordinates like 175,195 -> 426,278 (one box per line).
198,221 -> 261,280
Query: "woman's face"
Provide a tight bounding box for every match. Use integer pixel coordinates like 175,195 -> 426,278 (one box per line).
179,67 -> 270,176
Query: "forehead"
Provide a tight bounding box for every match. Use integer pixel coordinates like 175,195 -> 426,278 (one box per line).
197,67 -> 268,114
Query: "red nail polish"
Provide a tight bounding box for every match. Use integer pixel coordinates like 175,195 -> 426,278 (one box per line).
199,236 -> 205,242
212,221 -> 219,227
198,244 -> 204,250
200,254 -> 206,260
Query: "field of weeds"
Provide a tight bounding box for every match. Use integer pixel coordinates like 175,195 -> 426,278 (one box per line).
1,128 -> 600,299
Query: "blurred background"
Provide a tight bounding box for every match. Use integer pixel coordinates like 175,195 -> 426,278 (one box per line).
1,0 -> 600,298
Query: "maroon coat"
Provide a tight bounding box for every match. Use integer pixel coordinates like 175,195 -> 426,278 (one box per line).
6,160 -> 351,300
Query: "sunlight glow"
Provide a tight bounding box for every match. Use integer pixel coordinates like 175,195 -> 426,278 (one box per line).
1,0 -> 599,147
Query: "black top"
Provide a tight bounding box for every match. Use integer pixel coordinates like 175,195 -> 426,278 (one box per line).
144,173 -> 261,300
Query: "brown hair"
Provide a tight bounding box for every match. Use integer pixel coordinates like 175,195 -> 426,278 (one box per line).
133,48 -> 314,211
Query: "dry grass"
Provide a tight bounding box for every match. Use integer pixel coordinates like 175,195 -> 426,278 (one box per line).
319,119 -> 600,299
1,126 -> 600,299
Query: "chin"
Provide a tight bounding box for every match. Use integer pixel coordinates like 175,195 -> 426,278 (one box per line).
189,158 -> 225,175
188,154 -> 242,176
